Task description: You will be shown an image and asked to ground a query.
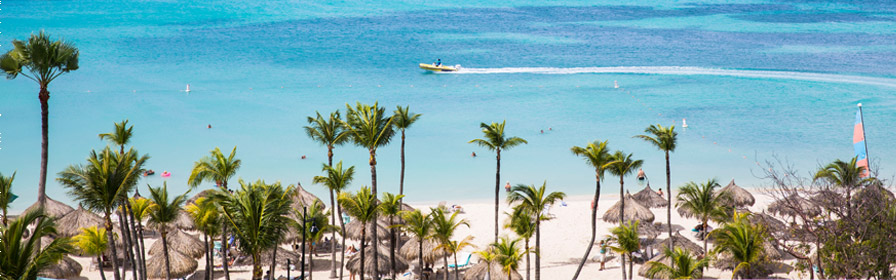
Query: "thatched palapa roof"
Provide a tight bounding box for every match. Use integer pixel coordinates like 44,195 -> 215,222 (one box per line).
632,184 -> 668,208
173,210 -> 195,230
656,232 -> 702,254
24,196 -> 75,219
39,256 -> 82,279
147,250 -> 198,279
399,236 -> 447,264
148,230 -> 205,258
291,183 -> 323,209
346,244 -> 409,276
56,206 -> 104,237
768,194 -> 821,218
186,189 -> 216,205
719,179 -> 755,207
345,219 -> 391,241
234,247 -> 299,268
462,261 -> 523,280
602,192 -> 655,224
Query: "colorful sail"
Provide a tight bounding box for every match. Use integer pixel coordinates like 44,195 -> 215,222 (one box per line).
854,107 -> 870,177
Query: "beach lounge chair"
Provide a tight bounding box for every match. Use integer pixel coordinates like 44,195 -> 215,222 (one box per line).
448,253 -> 472,269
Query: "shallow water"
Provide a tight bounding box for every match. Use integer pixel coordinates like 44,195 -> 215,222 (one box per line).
2,0 -> 895,211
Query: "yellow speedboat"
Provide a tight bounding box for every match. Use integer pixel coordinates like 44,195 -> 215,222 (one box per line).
419,63 -> 459,72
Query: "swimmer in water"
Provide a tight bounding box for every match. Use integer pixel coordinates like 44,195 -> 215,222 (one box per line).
301,155 -> 307,160
472,152 -> 477,157
208,124 -> 212,129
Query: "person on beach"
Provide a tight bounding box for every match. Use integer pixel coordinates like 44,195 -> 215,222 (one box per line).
599,240 -> 608,271
505,181 -> 511,192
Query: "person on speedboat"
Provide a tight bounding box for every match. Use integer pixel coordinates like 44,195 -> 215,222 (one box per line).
435,58 -> 441,67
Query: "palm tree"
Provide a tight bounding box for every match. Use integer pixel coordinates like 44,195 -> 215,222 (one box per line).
99,119 -> 140,280
431,207 -> 470,280
294,200 -> 336,280
643,247 -> 709,279
379,192 -> 405,280
606,151 -> 643,224
188,146 -> 241,280
130,196 -> 152,279
507,182 -> 566,280
492,236 -> 528,280
570,140 -> 613,279
58,147 -> 148,280
813,157 -> 875,219
305,110 -> 349,279
213,180 -> 293,280
1,31 -> 79,210
399,209 -> 433,279
436,235 -> 476,280
710,211 -> 767,279
146,183 -> 190,280
393,106 -> 422,205
186,197 -> 222,280
0,171 -> 16,226
75,226 -> 110,280
676,179 -> 731,254
505,206 -> 535,280
0,209 -> 75,280
609,221 -> 641,280
474,248 -> 498,280
312,161 -> 355,279
343,101 -> 395,278
635,124 -> 678,269
469,121 -> 528,243
338,187 -> 384,280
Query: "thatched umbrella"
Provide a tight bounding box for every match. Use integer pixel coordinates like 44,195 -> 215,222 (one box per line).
632,184 -> 668,208
148,229 -> 205,258
650,222 -> 685,233
750,212 -> 786,233
656,232 -> 702,254
23,196 -> 74,219
39,256 -> 82,279
638,254 -> 668,278
186,189 -> 216,205
462,261 -> 523,280
399,236 -> 447,264
345,219 -> 391,241
55,206 -> 104,237
147,250 -> 198,279
291,183 -> 323,209
602,192 -> 655,224
719,179 -> 755,207
346,244 -> 410,276
233,247 -> 300,268
173,210 -> 195,230
768,194 -> 821,218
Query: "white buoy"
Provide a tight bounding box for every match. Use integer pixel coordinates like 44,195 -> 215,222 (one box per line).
614,80 -> 619,89
682,118 -> 688,128
185,84 -> 191,92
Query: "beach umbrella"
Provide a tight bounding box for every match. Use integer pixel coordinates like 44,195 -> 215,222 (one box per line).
462,261 -> 523,280
146,250 -> 198,279
768,194 -> 821,218
346,244 -> 410,276
233,247 -> 299,268
749,212 -> 786,233
656,232 -> 702,254
602,192 -> 655,224
291,183 -> 323,209
23,196 -> 74,219
185,189 -> 217,205
650,222 -> 685,233
638,254 -> 668,278
55,205 -> 104,237
148,229 -> 205,258
718,179 -> 755,207
344,219 -> 391,241
399,236 -> 447,264
632,184 -> 668,208
173,210 -> 195,230
39,256 -> 82,279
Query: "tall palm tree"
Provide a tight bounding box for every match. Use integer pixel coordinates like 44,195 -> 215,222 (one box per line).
399,209 -> 433,279
74,226 -> 110,280
130,196 -> 152,279
0,171 -> 15,226
213,180 -> 293,280
709,211 -> 767,279
635,124 -> 678,269
813,157 -> 875,220
186,197 -> 222,280
1,31 -> 79,210
305,110 -> 349,279
607,151 -> 643,225
505,206 -> 535,280
313,161 -> 355,279
188,146 -> 241,280
99,119 -> 140,280
492,237 -> 528,280
338,187 -> 384,280
507,182 -> 566,280
293,200 -> 336,280
469,121 -> 528,243
431,207 -> 470,280
393,106 -> 421,205
343,101 -> 395,278
435,235 -> 476,280
58,147 -> 148,280
676,179 -> 731,254
379,192 -> 405,280
146,183 -> 190,280
0,209 -> 75,280
609,221 -> 641,280
643,247 -> 709,279
570,140 -> 613,279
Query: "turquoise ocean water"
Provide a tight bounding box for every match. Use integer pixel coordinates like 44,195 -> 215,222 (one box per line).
2,0 -> 896,212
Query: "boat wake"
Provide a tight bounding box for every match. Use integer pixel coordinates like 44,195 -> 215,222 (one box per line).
454,66 -> 896,88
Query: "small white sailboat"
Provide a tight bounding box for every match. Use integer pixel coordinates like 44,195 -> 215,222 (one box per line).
682,118 -> 688,128
185,84 -> 191,93
614,80 -> 619,89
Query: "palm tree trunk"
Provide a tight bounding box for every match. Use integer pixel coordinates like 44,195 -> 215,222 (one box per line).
627,253 -> 633,280
118,208 -> 139,280
525,238 -> 530,280
162,231 -> 171,280
389,216 -> 396,280
360,228 -> 367,280
418,240 -> 424,280
619,177 -> 625,225
453,251 -> 460,280
223,224 -> 231,280
328,149 -> 339,279
535,218 -> 541,280
252,253 -> 262,280
204,234 -> 211,280
98,255 -> 108,280
442,254 -> 449,280
138,220 -> 148,280
271,245 -> 278,280
621,250 -> 627,280
310,243 -> 315,280
702,219 -> 708,257
495,149 -> 501,244
125,202 -> 145,280
665,151 -> 673,272
572,173 -> 601,280
369,149 -> 380,280
338,203 -> 347,280
400,129 -> 406,205
106,215 -> 122,280
209,237 -> 215,280
37,87 -> 49,208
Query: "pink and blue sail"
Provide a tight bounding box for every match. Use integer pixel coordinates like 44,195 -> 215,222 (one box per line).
854,104 -> 870,177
